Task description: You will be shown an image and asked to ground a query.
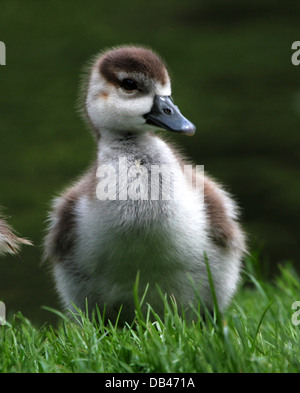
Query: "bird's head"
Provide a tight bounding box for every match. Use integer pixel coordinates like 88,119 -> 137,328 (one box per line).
83,46 -> 196,138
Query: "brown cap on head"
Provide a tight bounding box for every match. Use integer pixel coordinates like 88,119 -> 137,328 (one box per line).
99,46 -> 169,86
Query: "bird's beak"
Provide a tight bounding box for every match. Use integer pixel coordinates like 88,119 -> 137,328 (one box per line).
144,95 -> 196,136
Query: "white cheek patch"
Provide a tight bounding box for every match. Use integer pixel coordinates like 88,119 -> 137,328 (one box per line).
156,79 -> 171,97
109,90 -> 154,116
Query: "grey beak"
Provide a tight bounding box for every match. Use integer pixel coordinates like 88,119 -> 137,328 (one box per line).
144,95 -> 196,136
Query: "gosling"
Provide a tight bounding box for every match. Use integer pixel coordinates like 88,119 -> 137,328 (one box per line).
44,46 -> 246,323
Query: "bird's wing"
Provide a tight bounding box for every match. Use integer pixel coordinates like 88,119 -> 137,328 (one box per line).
43,162 -> 98,263
195,172 -> 247,253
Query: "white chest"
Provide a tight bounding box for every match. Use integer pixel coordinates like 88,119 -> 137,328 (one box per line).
74,136 -> 208,296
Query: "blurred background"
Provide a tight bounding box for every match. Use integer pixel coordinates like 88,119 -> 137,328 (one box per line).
0,0 -> 299,324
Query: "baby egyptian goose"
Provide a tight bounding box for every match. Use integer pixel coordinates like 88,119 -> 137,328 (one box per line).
44,46 -> 246,323
0,214 -> 31,256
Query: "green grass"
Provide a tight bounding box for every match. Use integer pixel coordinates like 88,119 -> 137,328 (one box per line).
1,257 -> 300,373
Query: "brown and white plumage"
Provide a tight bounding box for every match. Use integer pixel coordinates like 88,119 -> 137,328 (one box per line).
44,46 -> 246,323
0,215 -> 32,256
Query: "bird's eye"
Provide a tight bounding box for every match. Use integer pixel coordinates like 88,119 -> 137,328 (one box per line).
121,78 -> 138,91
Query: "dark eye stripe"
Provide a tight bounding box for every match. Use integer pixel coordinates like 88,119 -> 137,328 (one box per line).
121,78 -> 138,91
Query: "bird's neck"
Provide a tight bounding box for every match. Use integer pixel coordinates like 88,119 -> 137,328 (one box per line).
97,129 -> 156,154
95,129 -> 176,175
